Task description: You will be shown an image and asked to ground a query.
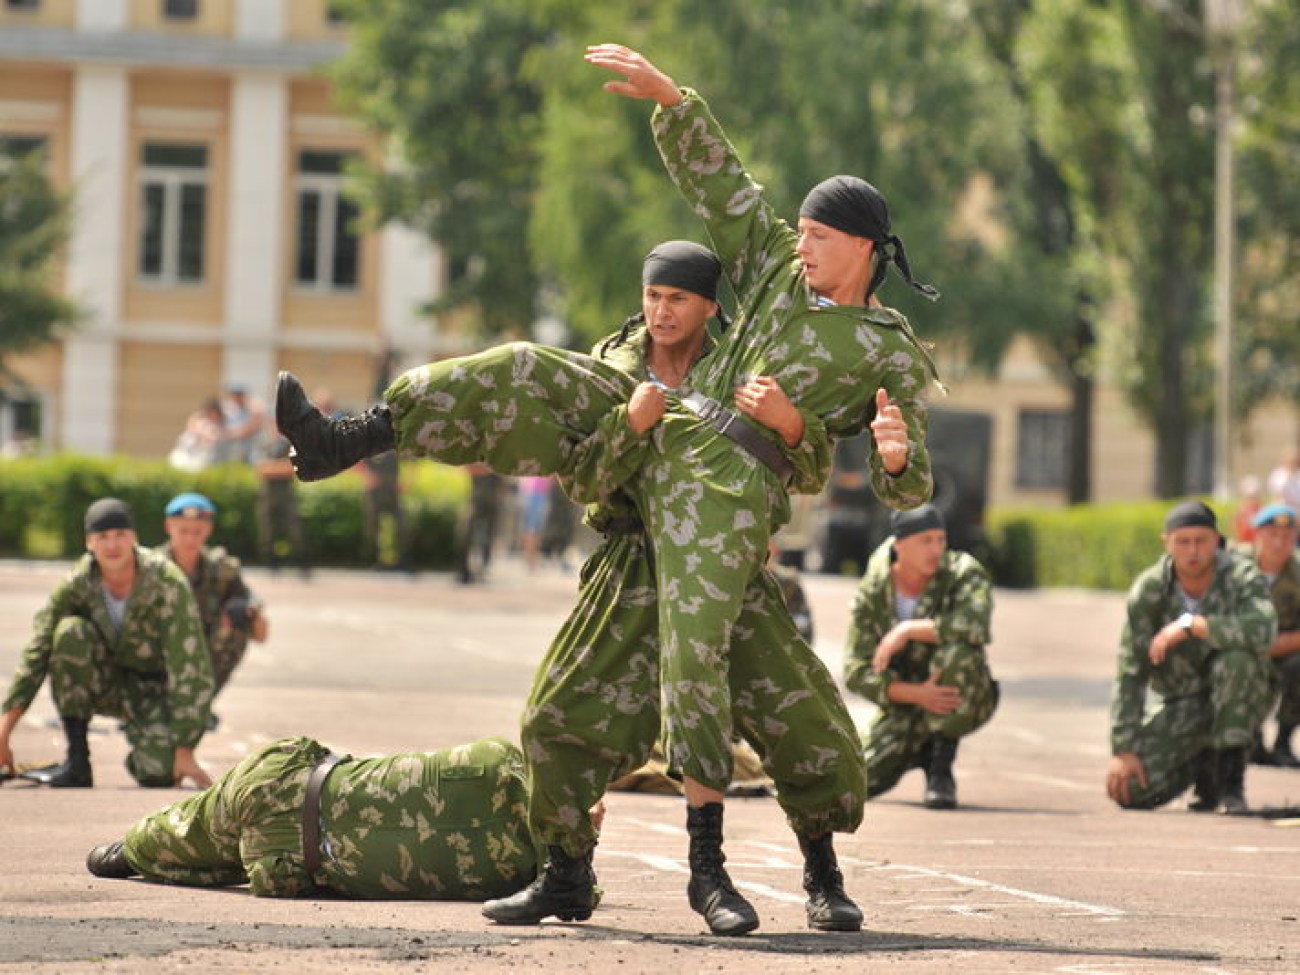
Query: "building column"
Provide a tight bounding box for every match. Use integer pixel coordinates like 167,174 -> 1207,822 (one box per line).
380,223 -> 439,374
223,73 -> 288,403
76,0 -> 126,31
61,64 -> 128,454
236,0 -> 285,43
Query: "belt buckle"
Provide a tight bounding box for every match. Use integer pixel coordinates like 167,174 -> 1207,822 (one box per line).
715,408 -> 739,438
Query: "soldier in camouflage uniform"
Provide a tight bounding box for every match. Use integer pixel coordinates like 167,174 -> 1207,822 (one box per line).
156,492 -> 267,699
1246,503 -> 1300,767
485,243 -> 867,934
1107,501 -> 1275,814
85,735 -> 538,901
844,505 -> 998,810
0,498 -> 213,789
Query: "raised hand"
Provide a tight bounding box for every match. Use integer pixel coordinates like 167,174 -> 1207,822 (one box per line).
584,44 -> 682,107
870,387 -> 909,475
627,381 -> 668,434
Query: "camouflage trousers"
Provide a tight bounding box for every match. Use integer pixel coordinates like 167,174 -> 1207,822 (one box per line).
1121,648 -> 1273,809
124,736 -> 537,899
861,643 -> 999,799
523,529 -> 866,858
386,342 -> 811,794
1268,652 -> 1300,730
47,617 -> 180,787
209,627 -> 249,695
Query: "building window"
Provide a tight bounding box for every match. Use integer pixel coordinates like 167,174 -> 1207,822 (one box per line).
294,149 -> 361,291
163,0 -> 198,19
4,0 -> 42,12
0,393 -> 43,457
326,1 -> 347,26
0,134 -> 47,160
1015,408 -> 1070,490
137,142 -> 208,285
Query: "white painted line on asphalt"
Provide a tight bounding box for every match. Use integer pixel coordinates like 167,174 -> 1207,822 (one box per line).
871,863 -> 1125,919
1005,770 -> 1093,791
598,850 -> 805,904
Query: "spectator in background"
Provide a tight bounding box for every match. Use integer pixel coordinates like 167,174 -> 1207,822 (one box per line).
256,422 -> 309,578
168,398 -> 225,474
457,466 -> 503,584
360,448 -> 409,572
1268,447 -> 1300,512
156,492 -> 268,716
517,476 -> 551,572
1247,504 -> 1300,769
218,382 -> 267,465
1234,476 -> 1263,546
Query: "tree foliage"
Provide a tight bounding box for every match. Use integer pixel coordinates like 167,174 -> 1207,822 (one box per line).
0,148 -> 79,387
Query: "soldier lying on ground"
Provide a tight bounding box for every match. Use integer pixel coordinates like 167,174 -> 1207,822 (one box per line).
85,735 -> 545,901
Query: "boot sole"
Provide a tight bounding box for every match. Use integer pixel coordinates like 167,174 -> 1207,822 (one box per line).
482,908 -> 592,925
707,917 -> 759,937
808,917 -> 864,933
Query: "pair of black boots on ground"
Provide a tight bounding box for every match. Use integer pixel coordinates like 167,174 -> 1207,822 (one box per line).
1189,747 -> 1250,815
482,802 -> 862,935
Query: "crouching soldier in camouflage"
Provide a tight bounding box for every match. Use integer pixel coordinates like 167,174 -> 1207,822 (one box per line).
1244,503 -> 1300,767
0,498 -> 213,789
86,736 -> 539,900
844,504 -> 998,809
1107,501 -> 1275,814
157,492 -> 268,705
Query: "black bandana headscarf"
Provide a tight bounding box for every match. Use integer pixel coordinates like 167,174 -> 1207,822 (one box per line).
799,175 -> 940,302
641,240 -> 722,301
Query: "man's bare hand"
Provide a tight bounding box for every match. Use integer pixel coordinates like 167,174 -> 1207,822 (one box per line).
870,388 -> 909,475
627,382 -> 667,434
1148,621 -> 1189,666
734,377 -> 803,446
585,44 -> 683,107
1106,752 -> 1147,805
173,747 -> 212,789
913,671 -> 962,716
872,622 -> 913,674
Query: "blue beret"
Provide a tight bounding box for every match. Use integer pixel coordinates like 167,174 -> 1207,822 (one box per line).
1253,503 -> 1297,530
165,492 -> 216,519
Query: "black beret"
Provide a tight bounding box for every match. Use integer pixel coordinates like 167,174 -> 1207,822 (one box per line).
84,498 -> 135,535
1163,500 -> 1218,534
892,503 -> 945,542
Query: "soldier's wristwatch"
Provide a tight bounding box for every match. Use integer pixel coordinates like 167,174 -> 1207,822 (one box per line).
1177,611 -> 1196,634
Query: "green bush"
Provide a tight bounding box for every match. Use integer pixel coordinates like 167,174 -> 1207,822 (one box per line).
0,454 -> 466,571
987,499 -> 1240,591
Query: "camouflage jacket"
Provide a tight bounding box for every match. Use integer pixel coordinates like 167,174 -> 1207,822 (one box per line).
155,543 -> 256,646
3,547 -> 213,747
1266,552 -> 1300,638
844,539 -> 993,707
1111,549 -> 1276,755
652,89 -> 934,510
561,322 -> 833,530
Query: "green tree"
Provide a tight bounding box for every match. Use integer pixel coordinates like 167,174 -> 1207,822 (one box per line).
328,0 -> 552,338
0,147 -> 78,388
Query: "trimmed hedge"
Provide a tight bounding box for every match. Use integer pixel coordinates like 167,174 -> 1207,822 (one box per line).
987,498 -> 1241,592
0,454 -> 466,570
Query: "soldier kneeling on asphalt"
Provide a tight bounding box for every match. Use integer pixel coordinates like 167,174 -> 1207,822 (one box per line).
86,736 -> 546,901
1107,501 -> 1276,815
843,504 -> 999,810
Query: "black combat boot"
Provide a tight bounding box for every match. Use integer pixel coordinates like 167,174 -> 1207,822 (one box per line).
276,371 -> 395,482
86,841 -> 137,879
923,737 -> 959,810
798,833 -> 864,932
1187,748 -> 1218,813
685,802 -> 759,936
1216,748 -> 1249,816
481,845 -> 596,924
27,717 -> 93,788
1273,724 -> 1300,769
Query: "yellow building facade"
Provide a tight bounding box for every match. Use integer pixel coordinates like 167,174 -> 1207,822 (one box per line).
0,0 -> 444,459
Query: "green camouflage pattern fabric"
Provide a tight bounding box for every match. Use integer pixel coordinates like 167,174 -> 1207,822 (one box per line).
771,563 -> 814,644
521,323 -> 861,855
1260,551 -> 1300,728
844,541 -> 998,797
2,547 -> 212,785
156,542 -> 255,692
1110,549 -> 1276,808
123,736 -> 537,900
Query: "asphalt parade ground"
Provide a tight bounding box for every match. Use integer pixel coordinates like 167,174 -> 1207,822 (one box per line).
1,557 -> 1298,974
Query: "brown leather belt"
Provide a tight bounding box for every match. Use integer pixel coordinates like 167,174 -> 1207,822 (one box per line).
678,390 -> 795,486
301,753 -> 343,876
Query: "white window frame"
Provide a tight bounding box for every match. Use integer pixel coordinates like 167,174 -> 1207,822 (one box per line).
293,151 -> 360,293
137,143 -> 208,286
